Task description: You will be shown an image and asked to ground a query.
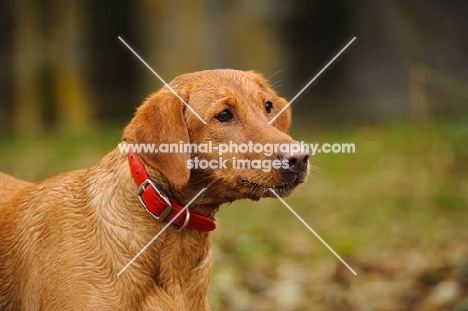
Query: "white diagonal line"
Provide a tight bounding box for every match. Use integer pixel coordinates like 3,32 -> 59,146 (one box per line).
269,188 -> 357,275
118,36 -> 207,125
269,37 -> 356,124
117,188 -> 207,276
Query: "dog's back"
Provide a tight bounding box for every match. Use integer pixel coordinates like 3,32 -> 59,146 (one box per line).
0,172 -> 31,202
0,173 -> 31,309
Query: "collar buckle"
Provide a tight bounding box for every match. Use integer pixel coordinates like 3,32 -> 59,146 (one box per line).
137,179 -> 172,221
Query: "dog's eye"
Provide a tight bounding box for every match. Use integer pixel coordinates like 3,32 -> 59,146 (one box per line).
216,109 -> 233,122
265,101 -> 273,113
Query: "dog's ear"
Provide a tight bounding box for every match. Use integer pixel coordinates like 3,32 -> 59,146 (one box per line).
246,70 -> 270,92
123,89 -> 190,189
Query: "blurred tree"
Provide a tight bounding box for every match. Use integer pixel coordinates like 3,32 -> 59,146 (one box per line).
136,0 -> 282,94
2,0 -> 466,131
47,0 -> 91,130
278,0 -> 354,125
137,0 -> 209,93
0,2 -> 14,134
86,0 -> 136,124
12,0 -> 43,134
11,0 -> 92,135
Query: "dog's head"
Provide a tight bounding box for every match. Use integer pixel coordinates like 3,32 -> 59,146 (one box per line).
123,69 -> 308,205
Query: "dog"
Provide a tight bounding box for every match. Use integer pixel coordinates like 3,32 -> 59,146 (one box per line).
0,69 -> 309,310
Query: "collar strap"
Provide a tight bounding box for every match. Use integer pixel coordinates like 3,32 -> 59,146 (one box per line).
127,151 -> 216,232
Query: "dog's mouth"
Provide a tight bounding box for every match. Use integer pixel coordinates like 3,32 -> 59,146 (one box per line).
238,177 -> 301,199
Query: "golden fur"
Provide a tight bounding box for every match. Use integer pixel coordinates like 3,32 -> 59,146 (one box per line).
0,69 -> 308,310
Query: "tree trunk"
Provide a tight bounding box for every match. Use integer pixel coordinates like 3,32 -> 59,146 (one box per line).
12,0 -> 44,135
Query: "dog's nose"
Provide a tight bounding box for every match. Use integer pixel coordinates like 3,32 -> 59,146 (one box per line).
279,147 -> 309,173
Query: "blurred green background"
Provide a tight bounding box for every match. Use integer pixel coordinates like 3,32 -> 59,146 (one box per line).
1,1 -> 468,310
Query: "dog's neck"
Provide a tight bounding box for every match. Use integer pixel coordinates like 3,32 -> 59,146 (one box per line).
88,149 -> 216,308
141,163 -> 221,221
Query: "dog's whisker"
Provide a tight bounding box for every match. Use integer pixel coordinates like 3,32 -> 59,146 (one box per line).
266,69 -> 284,81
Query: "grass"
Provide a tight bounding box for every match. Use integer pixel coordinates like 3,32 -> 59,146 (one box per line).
1,118 -> 467,310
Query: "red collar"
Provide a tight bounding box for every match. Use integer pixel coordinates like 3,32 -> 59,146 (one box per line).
127,151 -> 216,232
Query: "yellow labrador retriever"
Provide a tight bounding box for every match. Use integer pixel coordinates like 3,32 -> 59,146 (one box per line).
0,69 -> 308,310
